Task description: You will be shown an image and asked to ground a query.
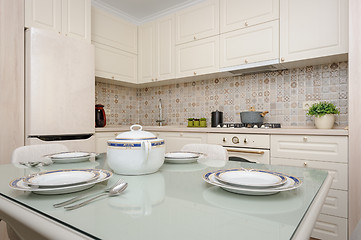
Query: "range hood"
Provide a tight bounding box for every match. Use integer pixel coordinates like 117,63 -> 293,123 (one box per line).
220,59 -> 286,76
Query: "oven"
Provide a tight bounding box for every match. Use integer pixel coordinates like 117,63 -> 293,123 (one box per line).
207,133 -> 270,164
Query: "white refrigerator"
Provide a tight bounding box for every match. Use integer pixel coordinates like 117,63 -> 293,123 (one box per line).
25,28 -> 95,152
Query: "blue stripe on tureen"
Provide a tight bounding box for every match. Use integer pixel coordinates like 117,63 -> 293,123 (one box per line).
108,140 -> 165,148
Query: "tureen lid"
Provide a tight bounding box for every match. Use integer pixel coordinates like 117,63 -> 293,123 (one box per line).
115,125 -> 157,141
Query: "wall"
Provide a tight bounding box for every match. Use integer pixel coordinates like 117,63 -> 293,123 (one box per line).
96,61 -> 348,127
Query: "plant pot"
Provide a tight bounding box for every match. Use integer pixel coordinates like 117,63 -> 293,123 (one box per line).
200,120 -> 207,127
187,121 -> 194,127
194,120 -> 200,127
314,114 -> 335,129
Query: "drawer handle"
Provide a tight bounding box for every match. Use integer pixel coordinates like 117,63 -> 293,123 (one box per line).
304,162 -> 308,166
194,36 -> 197,40
303,137 -> 308,142
227,149 -> 264,155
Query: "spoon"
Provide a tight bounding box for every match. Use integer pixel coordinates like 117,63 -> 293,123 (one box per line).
64,181 -> 128,210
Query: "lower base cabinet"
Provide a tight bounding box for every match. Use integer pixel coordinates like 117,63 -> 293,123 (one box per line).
312,214 -> 348,240
155,132 -> 207,152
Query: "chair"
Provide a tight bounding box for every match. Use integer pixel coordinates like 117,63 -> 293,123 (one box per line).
180,144 -> 228,167
11,144 -> 68,165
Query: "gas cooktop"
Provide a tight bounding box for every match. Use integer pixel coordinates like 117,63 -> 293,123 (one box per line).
215,123 -> 281,129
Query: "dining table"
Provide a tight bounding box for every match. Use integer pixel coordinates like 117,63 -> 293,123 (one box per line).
0,153 -> 332,240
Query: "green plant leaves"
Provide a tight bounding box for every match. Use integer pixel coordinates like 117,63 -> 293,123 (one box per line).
307,102 -> 340,117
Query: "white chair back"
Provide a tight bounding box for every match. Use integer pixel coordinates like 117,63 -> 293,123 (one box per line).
11,144 -> 69,164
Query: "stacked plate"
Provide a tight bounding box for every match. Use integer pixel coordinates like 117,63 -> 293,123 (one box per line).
9,169 -> 112,195
164,151 -> 203,164
203,168 -> 302,195
45,151 -> 99,164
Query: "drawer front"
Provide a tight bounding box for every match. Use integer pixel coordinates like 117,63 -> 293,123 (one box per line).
271,135 -> 348,163
312,214 -> 348,240
207,133 -> 270,149
271,157 -> 347,190
321,189 -> 348,218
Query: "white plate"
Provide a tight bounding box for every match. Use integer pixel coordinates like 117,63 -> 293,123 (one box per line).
203,169 -> 302,196
164,152 -> 202,164
215,169 -> 287,188
23,169 -> 100,188
9,169 -> 112,195
47,151 -> 92,163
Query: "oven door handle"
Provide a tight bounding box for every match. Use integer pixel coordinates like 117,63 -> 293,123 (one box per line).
226,148 -> 265,155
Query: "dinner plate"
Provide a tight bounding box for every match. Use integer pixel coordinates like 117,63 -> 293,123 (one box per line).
9,169 -> 112,195
23,169 -> 100,188
47,151 -> 92,163
203,169 -> 302,196
164,151 -> 202,164
215,169 -> 287,188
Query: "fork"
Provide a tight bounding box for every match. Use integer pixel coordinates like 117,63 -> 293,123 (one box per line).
53,178 -> 125,208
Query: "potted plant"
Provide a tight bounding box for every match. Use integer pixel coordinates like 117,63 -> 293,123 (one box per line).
193,118 -> 200,127
187,118 -> 194,127
200,118 -> 207,127
307,102 -> 340,129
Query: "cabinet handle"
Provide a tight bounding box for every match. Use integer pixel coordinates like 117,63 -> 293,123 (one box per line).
193,36 -> 196,40
245,59 -> 248,64
245,21 -> 248,27
193,72 -> 197,75
180,133 -> 183,136
227,148 -> 264,155
281,57 -> 285,62
222,137 -> 226,142
304,162 -> 308,166
303,137 -> 308,142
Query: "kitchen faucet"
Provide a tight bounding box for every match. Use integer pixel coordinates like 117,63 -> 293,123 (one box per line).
156,99 -> 165,126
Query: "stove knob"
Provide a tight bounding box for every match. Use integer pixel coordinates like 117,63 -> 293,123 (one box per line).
222,137 -> 227,142
232,137 -> 239,144
243,138 -> 248,143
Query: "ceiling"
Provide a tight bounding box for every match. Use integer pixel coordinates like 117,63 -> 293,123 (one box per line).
93,0 -> 204,24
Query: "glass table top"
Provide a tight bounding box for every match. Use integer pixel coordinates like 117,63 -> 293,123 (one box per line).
0,155 -> 327,240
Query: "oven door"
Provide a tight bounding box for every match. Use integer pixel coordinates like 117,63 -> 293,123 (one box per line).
225,147 -> 270,164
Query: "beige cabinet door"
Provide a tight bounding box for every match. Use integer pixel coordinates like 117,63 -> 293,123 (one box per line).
94,42 -> 137,84
156,15 -> 175,81
220,0 -> 279,33
176,36 -> 219,78
220,20 -> 279,68
138,21 -> 157,84
280,0 -> 348,63
175,0 -> 219,45
312,214 -> 348,240
156,132 -> 207,152
95,132 -> 123,153
25,0 -> 62,33
61,0 -> 90,42
91,6 -> 138,54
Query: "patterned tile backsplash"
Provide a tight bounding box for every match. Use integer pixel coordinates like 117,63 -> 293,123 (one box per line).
95,61 -> 348,127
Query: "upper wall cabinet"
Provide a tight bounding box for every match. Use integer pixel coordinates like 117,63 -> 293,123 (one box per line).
220,20 -> 279,68
175,0 -> 219,45
220,0 -> 279,33
92,7 -> 137,54
25,0 -> 91,42
138,15 -> 175,84
280,0 -> 348,63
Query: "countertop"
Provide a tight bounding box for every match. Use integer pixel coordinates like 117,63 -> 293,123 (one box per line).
96,125 -> 349,136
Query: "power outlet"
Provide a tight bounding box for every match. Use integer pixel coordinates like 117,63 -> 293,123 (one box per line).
303,101 -> 319,110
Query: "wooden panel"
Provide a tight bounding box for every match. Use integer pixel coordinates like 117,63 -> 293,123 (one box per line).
280,0 -> 348,63
176,36 -> 219,78
271,157 -> 348,190
62,0 -> 90,42
175,0 -> 219,44
25,0 -> 61,33
220,20 -> 279,68
91,6 -> 138,54
312,214 -> 348,240
271,135 -> 348,163
0,0 -> 24,164
220,0 -> 279,33
94,42 -> 137,84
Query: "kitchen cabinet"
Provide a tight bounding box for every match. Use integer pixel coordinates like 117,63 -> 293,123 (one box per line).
220,0 -> 279,33
271,135 -> 348,240
220,20 -> 279,68
93,42 -> 137,84
95,131 -> 124,153
25,0 -> 91,42
155,132 -> 207,152
176,36 -> 219,78
138,15 -> 175,84
175,0 -> 219,45
280,0 -> 348,63
91,6 -> 137,54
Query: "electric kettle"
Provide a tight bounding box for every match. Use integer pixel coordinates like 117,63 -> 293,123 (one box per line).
95,104 -> 106,127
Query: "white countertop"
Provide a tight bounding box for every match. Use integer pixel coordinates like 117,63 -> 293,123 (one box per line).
96,125 -> 349,136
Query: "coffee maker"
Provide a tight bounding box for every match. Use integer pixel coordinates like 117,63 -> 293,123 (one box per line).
95,104 -> 106,127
